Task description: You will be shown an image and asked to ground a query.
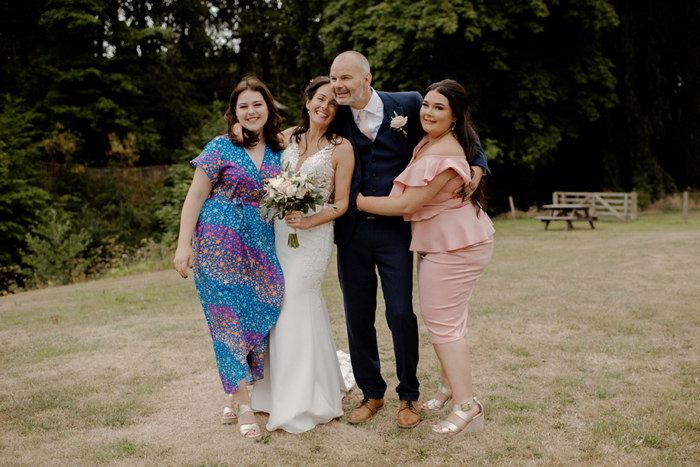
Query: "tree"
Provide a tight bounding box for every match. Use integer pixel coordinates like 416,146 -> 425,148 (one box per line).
210,0 -> 328,119
321,0 -> 620,208
597,0 -> 700,196
0,95 -> 51,288
21,208 -> 92,286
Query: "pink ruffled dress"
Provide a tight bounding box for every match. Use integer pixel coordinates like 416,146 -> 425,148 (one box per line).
389,138 -> 494,344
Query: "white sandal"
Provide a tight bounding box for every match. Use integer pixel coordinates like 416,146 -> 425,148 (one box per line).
237,403 -> 262,440
432,397 -> 484,435
221,406 -> 237,424
421,382 -> 452,412
222,394 -> 238,424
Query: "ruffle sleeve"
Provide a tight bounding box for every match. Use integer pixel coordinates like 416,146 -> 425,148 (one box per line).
391,156 -> 471,193
191,136 -> 226,186
390,156 -> 473,222
388,152 -> 493,252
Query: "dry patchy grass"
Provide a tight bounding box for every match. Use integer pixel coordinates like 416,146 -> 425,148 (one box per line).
1,212 -> 699,466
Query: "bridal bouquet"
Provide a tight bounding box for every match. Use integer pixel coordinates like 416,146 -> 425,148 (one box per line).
259,166 -> 327,248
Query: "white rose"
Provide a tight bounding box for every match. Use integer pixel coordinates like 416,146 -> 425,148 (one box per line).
277,181 -> 290,196
295,186 -> 308,199
391,115 -> 408,129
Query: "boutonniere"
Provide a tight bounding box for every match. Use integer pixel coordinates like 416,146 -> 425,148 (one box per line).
390,111 -> 408,137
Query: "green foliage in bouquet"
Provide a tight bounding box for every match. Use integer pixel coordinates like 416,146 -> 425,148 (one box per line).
259,165 -> 326,221
259,165 -> 329,248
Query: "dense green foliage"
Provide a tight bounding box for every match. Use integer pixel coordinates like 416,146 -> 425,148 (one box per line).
0,0 -> 698,292
0,95 -> 52,290
321,0 -> 624,205
21,208 -> 92,286
325,0 -> 619,160
598,0 -> 700,196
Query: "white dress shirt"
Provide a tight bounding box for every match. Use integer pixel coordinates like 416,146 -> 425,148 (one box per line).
350,88 -> 384,141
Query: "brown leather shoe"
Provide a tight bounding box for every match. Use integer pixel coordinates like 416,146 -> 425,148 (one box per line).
397,400 -> 421,428
348,398 -> 384,424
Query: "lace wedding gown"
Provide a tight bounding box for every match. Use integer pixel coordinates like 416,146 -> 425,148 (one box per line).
251,140 -> 353,433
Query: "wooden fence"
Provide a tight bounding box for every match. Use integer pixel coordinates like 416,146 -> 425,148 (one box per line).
40,162 -> 171,191
552,191 -> 638,221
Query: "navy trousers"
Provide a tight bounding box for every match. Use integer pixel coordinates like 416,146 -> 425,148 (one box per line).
337,216 -> 420,401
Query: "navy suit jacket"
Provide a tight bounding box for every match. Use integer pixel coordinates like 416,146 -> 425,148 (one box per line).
333,90 -> 489,246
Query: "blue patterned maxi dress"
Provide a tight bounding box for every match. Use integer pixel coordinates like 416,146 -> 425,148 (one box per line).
191,135 -> 284,394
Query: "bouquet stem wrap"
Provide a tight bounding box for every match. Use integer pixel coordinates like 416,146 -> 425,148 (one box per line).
288,228 -> 299,248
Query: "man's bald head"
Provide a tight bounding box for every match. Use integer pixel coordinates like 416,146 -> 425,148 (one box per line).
332,51 -> 371,76
330,51 -> 373,109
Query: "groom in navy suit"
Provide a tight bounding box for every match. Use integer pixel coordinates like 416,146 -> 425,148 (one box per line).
330,51 -> 489,428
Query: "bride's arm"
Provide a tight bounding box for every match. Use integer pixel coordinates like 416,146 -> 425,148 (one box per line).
356,170 -> 457,217
285,140 -> 354,229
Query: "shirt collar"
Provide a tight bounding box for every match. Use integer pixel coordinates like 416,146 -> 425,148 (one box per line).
351,88 -> 381,120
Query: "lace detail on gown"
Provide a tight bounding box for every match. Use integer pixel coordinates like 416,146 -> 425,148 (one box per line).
250,139 -> 355,433
277,140 -> 336,292
283,139 -> 336,201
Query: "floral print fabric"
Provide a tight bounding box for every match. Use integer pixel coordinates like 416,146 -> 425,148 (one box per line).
191,135 -> 284,394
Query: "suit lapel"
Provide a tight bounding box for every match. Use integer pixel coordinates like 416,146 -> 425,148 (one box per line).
337,106 -> 363,181
377,92 -> 413,160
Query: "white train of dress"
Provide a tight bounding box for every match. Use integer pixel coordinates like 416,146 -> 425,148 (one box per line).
251,140 -> 354,433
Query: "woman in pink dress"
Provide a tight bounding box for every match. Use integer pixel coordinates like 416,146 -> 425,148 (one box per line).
357,79 -> 494,436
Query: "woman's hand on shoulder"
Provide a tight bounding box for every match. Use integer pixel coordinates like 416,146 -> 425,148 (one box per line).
281,127 -> 296,148
231,123 -> 244,143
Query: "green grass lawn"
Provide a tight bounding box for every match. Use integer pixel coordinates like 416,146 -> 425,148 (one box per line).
1,212 -> 699,466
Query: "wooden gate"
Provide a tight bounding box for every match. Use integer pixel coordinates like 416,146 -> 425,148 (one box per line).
552,192 -> 638,221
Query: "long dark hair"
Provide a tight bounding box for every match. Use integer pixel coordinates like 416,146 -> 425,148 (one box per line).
224,75 -> 283,152
291,76 -> 341,147
424,79 -> 487,213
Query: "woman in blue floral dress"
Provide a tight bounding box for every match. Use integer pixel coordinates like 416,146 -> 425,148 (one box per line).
174,76 -> 284,440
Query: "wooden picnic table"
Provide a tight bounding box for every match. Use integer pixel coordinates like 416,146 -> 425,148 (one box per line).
535,203 -> 597,231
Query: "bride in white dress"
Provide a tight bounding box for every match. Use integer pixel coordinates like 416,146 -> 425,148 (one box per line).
250,77 -> 355,433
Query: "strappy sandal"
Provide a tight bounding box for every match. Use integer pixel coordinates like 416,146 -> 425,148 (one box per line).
222,394 -> 238,424
421,382 -> 452,412
221,406 -> 237,424
432,396 -> 484,435
237,403 -> 262,440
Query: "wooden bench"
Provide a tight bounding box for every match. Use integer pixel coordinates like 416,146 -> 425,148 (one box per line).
536,204 -> 597,231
